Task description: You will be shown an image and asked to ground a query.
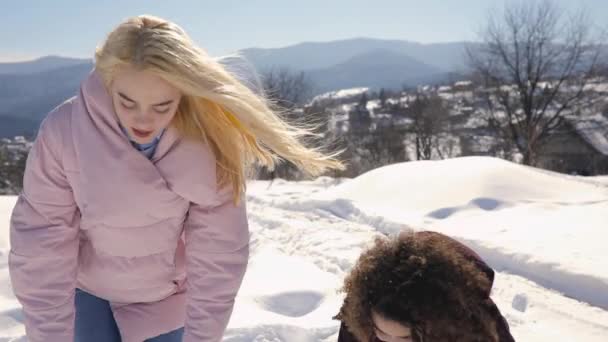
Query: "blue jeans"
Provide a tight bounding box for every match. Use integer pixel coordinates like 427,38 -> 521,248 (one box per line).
74,288 -> 184,342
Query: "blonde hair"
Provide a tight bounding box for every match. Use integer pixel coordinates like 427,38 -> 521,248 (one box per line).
94,15 -> 344,202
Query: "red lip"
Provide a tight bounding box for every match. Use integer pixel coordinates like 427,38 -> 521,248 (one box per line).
132,128 -> 153,138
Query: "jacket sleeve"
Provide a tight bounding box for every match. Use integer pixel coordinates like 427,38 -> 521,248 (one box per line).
8,113 -> 80,342
182,187 -> 249,342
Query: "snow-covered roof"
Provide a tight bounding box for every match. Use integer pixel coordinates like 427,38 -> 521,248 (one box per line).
371,113 -> 392,120
332,113 -> 349,122
536,81 -> 553,89
340,103 -> 356,113
333,87 -> 369,98
394,117 -> 413,126
464,115 -> 488,129
438,85 -> 452,92
454,91 -> 474,99
438,92 -> 454,100
366,100 -> 380,111
583,83 -> 608,93
572,114 -> 608,156
454,80 -> 472,87
312,87 -> 369,102
400,95 -> 416,103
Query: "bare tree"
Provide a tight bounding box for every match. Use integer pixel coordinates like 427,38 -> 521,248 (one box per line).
408,94 -> 449,160
348,93 -> 372,134
337,124 -> 408,177
261,67 -> 313,110
0,146 -> 8,192
258,68 -> 317,180
467,0 -> 603,165
0,144 -> 27,194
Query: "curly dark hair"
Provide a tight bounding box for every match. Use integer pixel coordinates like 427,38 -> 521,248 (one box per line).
336,231 -> 503,342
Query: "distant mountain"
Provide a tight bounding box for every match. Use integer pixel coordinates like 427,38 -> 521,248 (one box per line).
0,55 -> 91,75
0,62 -> 93,123
0,116 -> 38,139
240,37 -> 474,72
0,37 -> 475,138
307,49 -> 446,93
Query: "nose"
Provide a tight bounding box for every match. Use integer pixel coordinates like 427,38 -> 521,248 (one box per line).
133,110 -> 153,126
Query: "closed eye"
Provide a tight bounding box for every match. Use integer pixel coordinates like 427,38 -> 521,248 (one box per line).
117,92 -> 137,110
154,105 -> 170,114
120,101 -> 136,110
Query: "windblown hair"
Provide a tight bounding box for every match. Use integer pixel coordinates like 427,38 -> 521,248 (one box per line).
95,15 -> 343,201
337,231 -> 501,342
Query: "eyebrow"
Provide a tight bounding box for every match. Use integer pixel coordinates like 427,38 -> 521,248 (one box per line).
118,92 -> 174,106
373,324 -> 411,338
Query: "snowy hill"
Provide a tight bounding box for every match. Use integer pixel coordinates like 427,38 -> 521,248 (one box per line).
1,157 -> 608,341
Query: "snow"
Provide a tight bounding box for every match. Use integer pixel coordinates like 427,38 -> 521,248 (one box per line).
438,92 -> 454,100
394,117 -> 413,126
438,85 -> 452,92
365,99 -> 380,112
455,80 -> 472,87
339,103 -> 355,114
583,83 -> 608,94
464,114 -> 488,129
2,157 -> 608,341
536,81 -> 553,89
454,90 -> 474,99
370,112 -> 391,120
400,95 -> 416,103
299,158 -> 608,307
463,134 -> 500,154
312,88 -> 369,102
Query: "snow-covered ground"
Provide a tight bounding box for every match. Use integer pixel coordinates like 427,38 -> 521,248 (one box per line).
1,156 -> 608,341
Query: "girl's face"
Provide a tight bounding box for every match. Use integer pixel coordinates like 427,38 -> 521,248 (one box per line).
372,311 -> 413,342
110,66 -> 182,144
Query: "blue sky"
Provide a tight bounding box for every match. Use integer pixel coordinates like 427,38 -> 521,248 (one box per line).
1,0 -> 606,62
